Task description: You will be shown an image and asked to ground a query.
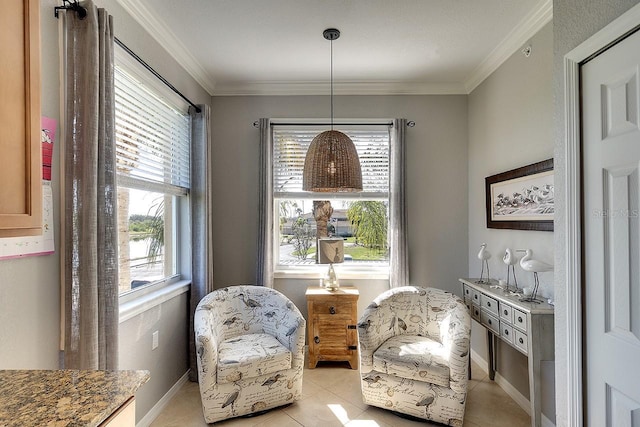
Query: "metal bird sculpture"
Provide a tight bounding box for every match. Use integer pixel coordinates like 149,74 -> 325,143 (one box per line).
476,243 -> 491,284
502,248 -> 519,291
518,249 -> 553,303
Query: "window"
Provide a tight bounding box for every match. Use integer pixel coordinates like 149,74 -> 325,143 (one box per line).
114,61 -> 190,295
272,124 -> 391,276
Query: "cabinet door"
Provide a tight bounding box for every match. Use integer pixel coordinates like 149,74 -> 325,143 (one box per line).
0,0 -> 42,237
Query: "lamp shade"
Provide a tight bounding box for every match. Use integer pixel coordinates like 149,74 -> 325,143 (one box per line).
318,238 -> 345,264
302,130 -> 363,192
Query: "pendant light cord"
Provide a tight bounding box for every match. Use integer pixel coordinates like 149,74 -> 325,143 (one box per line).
330,38 -> 334,131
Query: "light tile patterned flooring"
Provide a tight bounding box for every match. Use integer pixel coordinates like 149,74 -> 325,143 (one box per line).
150,361 -> 530,426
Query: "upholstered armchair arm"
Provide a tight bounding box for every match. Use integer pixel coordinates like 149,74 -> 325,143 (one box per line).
260,296 -> 307,370
194,301 -> 220,391
357,300 -> 398,374
440,298 -> 471,394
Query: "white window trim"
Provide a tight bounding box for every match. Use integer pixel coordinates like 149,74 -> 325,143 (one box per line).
271,120 -> 392,280
115,47 -> 192,302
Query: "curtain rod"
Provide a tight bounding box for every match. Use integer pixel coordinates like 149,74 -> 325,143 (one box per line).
253,121 -> 416,128
55,1 -> 202,114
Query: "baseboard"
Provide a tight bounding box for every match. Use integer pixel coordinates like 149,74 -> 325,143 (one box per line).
470,348 -> 488,375
494,372 -> 555,427
136,370 -> 190,427
470,350 -> 554,427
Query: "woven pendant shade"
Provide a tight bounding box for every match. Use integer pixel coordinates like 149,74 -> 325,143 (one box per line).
303,129 -> 362,192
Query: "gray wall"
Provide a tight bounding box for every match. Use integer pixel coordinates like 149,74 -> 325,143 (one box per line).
210,95 -> 469,307
0,0 -> 62,370
468,22 -> 555,420
552,1 -> 640,426
0,0 -> 210,423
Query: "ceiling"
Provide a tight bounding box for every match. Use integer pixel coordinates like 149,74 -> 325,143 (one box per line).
115,0 -> 552,96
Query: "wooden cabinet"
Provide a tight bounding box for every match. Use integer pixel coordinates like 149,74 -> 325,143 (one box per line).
460,278 -> 554,427
0,0 -> 42,237
100,397 -> 135,427
306,286 -> 359,369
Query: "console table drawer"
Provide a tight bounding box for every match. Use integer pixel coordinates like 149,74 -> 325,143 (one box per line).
481,294 -> 499,316
470,304 -> 481,322
463,284 -> 481,305
500,304 -> 513,323
500,322 -> 514,344
514,329 -> 528,354
513,309 -> 528,332
481,310 -> 500,334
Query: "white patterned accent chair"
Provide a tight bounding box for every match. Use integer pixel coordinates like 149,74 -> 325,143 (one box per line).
194,285 -> 306,423
357,286 -> 471,427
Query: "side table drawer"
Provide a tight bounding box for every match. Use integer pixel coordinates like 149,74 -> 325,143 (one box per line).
481,311 -> 500,334
514,329 -> 528,354
481,294 -> 499,316
313,301 -> 353,317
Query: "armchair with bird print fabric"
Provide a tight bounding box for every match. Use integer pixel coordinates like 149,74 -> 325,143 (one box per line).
357,286 -> 471,427
194,285 -> 306,423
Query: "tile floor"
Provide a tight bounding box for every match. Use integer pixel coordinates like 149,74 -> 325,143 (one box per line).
150,361 -> 530,427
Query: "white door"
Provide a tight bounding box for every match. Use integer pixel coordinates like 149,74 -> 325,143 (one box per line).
582,28 -> 640,426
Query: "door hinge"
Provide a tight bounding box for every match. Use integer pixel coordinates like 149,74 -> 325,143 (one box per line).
347,325 -> 357,329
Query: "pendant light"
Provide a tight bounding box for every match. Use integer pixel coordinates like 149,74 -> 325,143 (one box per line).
302,28 -> 362,192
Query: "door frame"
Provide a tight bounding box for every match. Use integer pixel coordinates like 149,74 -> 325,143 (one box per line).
564,4 -> 640,426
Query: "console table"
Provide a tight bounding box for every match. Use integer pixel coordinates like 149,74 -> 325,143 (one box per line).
459,278 -> 554,427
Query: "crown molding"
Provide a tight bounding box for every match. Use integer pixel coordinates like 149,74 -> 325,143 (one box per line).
463,0 -> 553,94
212,80 -> 467,96
116,0 -> 550,97
115,0 -> 217,95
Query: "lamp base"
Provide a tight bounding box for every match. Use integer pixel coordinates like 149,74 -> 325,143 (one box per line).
323,264 -> 340,291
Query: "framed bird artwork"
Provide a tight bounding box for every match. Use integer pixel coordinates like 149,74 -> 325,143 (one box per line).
485,158 -> 554,231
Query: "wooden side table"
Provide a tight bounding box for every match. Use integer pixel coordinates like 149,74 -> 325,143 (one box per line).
306,286 -> 359,369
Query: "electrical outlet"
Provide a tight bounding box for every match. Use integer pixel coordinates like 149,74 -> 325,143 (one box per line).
152,331 -> 159,350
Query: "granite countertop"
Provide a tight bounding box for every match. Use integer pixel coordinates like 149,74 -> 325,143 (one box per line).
0,369 -> 150,426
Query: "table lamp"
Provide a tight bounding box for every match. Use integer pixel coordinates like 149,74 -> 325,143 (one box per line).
318,238 -> 345,291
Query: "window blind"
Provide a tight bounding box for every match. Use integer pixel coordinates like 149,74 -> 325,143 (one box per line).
115,67 -> 190,195
273,126 -> 390,199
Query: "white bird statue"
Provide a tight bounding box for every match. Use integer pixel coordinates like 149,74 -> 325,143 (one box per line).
517,249 -> 553,303
476,243 -> 491,284
503,248 -> 519,291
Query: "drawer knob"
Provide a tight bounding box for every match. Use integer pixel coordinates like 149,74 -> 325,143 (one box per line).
504,329 -> 509,335
314,336 -> 320,344
519,337 -> 524,344
518,316 -> 523,323
487,301 -> 492,307
503,309 -> 508,315
475,309 -> 479,316
329,306 -> 336,315
474,295 -> 478,300
488,319 -> 492,325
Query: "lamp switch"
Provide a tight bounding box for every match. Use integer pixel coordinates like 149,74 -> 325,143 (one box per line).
152,331 -> 159,350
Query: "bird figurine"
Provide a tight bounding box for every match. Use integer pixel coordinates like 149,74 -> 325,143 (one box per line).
502,248 -> 519,291
517,249 -> 553,303
476,243 -> 491,284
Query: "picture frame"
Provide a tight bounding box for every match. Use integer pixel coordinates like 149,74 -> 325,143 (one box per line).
485,158 -> 554,231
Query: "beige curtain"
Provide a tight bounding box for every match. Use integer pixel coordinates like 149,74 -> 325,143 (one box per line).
62,0 -> 119,370
389,119 -> 409,288
189,104 -> 214,381
256,118 -> 274,287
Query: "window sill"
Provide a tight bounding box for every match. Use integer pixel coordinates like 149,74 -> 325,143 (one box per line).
274,266 -> 389,280
119,279 -> 190,323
